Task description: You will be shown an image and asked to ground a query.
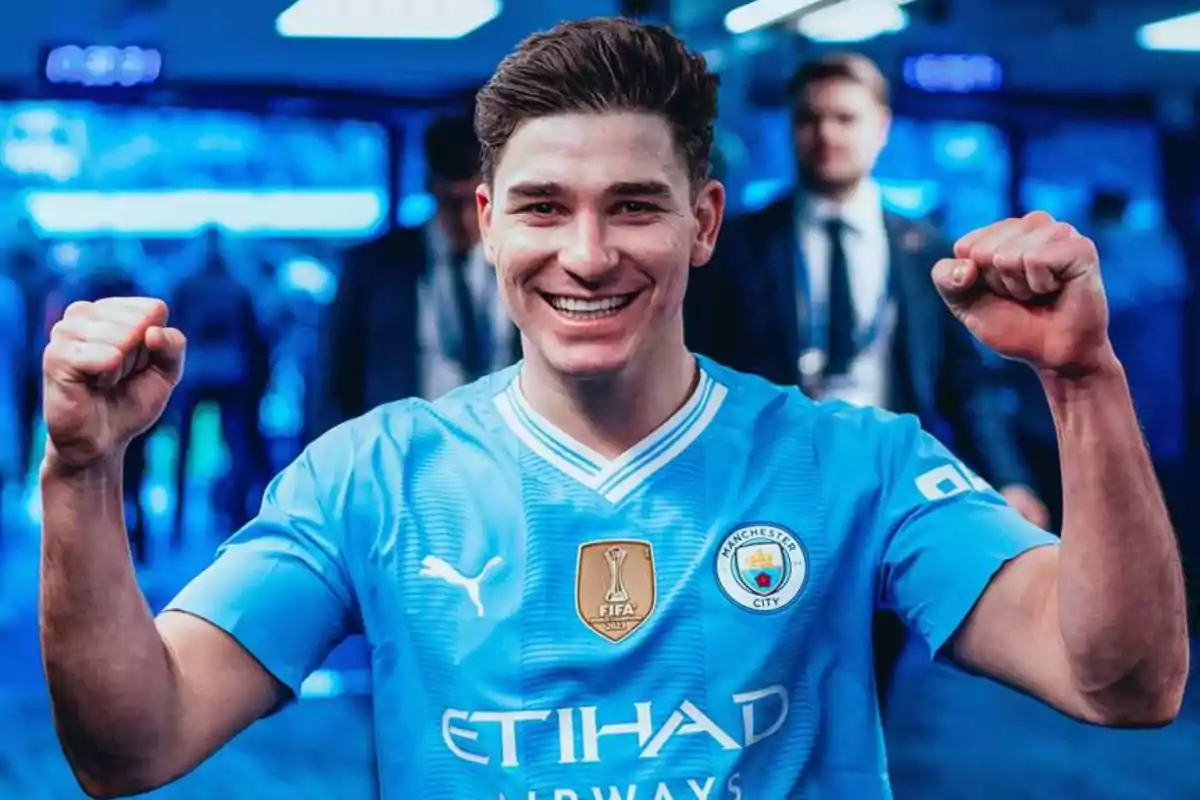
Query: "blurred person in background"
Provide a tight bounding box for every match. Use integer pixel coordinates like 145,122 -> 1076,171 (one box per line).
686,52 -> 1048,709
50,259 -> 151,565
168,227 -> 272,546
310,112 -> 520,437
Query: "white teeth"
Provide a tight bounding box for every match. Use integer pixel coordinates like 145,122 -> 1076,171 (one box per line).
547,294 -> 634,316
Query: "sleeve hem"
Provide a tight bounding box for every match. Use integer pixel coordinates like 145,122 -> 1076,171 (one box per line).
160,604 -> 305,701
923,539 -> 1060,660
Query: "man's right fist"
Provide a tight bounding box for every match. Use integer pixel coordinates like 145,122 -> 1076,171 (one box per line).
43,297 -> 187,468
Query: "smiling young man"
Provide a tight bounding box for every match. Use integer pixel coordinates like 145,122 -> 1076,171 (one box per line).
38,17 -> 1186,800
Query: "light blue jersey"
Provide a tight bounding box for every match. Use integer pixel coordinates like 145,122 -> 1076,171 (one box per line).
167,357 -> 1056,799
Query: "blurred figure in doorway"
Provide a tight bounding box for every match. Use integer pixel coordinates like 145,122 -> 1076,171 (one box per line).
169,227 -> 271,546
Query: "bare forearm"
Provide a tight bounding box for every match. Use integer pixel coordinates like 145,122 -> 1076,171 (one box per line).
1045,356 -> 1188,714
39,450 -> 179,794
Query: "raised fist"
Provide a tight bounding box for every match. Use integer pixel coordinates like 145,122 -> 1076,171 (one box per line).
932,211 -> 1112,376
43,297 -> 187,468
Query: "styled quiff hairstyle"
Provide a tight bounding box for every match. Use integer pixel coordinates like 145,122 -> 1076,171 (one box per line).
474,17 -> 720,188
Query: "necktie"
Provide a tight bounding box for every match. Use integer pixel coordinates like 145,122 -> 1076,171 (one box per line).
449,251 -> 485,379
824,217 -> 856,377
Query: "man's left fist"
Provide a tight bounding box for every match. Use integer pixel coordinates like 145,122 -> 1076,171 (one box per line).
932,211 -> 1114,376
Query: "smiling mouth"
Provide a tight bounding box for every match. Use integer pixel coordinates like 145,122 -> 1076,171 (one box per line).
541,292 -> 640,320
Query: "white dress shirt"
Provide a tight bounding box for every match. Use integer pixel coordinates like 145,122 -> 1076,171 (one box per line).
798,180 -> 897,409
417,224 -> 515,400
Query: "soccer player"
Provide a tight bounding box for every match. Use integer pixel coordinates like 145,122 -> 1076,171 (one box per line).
39,18 -> 1186,800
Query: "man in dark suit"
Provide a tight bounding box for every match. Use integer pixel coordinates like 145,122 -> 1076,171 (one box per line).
311,113 -> 520,437
686,53 -> 1048,707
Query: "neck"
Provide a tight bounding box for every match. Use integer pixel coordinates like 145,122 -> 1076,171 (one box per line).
803,176 -> 865,205
519,332 -> 697,459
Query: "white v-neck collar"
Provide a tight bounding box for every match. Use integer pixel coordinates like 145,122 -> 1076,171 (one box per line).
493,366 -> 727,504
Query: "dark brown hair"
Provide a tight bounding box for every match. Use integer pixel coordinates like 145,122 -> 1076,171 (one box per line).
788,52 -> 890,113
474,17 -> 719,187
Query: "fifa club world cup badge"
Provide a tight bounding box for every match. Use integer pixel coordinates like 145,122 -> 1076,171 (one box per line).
715,524 -> 808,613
577,540 -> 656,642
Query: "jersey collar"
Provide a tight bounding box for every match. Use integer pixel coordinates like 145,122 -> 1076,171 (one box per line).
493,365 -> 727,503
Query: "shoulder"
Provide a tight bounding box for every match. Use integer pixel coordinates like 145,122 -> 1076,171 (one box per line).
807,399 -> 942,498
313,365 -> 518,469
342,225 -> 428,274
295,401 -> 421,500
418,366 -> 519,429
702,360 -> 937,509
704,356 -> 915,447
364,225 -> 426,256
700,357 -> 796,408
702,198 -> 794,296
702,358 -> 832,451
722,195 -> 794,241
704,357 -> 917,437
885,211 -> 952,256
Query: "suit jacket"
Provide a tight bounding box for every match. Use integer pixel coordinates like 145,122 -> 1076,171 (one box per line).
310,225 -> 521,439
685,194 -> 1030,490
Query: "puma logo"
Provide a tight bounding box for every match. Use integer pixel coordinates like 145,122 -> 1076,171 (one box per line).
419,555 -> 503,617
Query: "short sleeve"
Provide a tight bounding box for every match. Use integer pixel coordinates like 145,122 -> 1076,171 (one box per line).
878,415 -> 1057,658
164,438 -> 361,699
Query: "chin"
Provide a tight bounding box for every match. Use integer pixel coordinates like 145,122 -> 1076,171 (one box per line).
815,172 -> 860,192
537,339 -> 639,381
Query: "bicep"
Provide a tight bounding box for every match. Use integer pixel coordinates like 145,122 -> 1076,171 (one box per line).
951,546 -> 1105,723
151,610 -> 285,783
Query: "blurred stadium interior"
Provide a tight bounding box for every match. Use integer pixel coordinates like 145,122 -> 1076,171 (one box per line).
0,0 -> 1198,797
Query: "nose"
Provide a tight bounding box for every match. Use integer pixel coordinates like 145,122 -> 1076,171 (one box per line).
558,214 -> 618,280
815,118 -> 840,144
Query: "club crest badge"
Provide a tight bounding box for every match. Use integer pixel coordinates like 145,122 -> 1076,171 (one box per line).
577,540 -> 657,643
716,524 -> 808,613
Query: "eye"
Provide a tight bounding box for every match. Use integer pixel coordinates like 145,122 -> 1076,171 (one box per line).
617,200 -> 660,214
521,202 -> 558,216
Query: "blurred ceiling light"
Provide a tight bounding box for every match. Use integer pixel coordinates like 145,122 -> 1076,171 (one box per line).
796,0 -> 910,42
24,189 -> 387,237
1136,10 -> 1200,52
725,0 -> 916,37
725,0 -> 826,35
276,0 -> 502,39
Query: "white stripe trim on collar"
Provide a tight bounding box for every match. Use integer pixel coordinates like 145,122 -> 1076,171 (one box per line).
493,367 -> 727,503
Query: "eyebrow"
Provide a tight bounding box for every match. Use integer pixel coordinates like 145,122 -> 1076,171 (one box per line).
609,181 -> 673,198
506,181 -> 562,200
505,180 -> 674,202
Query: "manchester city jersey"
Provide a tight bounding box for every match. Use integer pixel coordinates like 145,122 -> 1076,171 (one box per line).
167,357 -> 1056,799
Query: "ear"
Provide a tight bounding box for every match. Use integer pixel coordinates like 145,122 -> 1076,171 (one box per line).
876,106 -> 893,151
476,182 -> 496,263
689,179 -> 727,268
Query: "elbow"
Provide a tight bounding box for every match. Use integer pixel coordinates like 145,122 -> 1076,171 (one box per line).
66,754 -> 173,799
1085,692 -> 1184,729
74,771 -> 160,800
1081,656 -> 1189,729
